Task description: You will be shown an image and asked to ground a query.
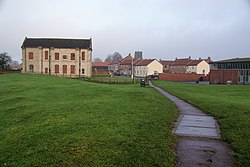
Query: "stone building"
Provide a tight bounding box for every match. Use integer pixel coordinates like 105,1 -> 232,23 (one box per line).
21,37 -> 92,77
134,51 -> 143,59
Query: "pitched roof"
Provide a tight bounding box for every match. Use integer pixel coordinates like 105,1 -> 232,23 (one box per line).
120,55 -> 133,65
160,60 -> 174,65
21,37 -> 92,49
135,59 -> 155,66
92,62 -> 109,67
172,58 -> 192,66
187,60 -> 203,66
133,59 -> 143,65
108,61 -> 119,65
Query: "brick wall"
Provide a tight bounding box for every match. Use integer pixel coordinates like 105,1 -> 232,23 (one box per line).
159,73 -> 205,82
209,70 -> 238,84
92,70 -> 110,76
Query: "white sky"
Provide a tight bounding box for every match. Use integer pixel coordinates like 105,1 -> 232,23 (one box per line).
0,0 -> 250,62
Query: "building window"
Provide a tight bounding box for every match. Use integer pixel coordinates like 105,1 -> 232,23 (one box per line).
29,65 -> 34,73
45,51 -> 48,60
71,53 -> 75,60
63,55 -> 67,59
63,65 -> 67,74
82,52 -> 85,61
71,65 -> 75,74
29,52 -> 33,59
45,68 -> 48,74
55,65 -> 59,74
55,53 -> 59,60
82,68 -> 85,74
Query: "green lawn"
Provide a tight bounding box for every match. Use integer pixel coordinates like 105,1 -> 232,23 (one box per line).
0,74 -> 177,167
153,80 -> 250,167
84,76 -> 139,84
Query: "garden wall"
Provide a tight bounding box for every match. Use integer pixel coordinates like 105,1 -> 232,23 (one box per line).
159,73 -> 206,82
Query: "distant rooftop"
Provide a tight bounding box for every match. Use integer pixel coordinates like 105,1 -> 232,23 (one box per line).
21,37 -> 92,49
214,57 -> 250,63
92,62 -> 109,67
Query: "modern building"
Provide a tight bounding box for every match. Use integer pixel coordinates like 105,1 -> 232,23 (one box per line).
210,57 -> 250,84
21,37 -> 92,77
134,59 -> 163,77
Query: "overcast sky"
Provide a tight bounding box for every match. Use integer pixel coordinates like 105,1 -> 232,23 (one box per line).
0,0 -> 250,62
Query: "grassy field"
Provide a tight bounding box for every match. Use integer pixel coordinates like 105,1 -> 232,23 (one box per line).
0,74 -> 177,167
153,80 -> 250,167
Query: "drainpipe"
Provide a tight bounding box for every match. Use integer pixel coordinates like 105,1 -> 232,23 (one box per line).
49,48 -> 51,75
78,48 -> 81,78
24,47 -> 27,72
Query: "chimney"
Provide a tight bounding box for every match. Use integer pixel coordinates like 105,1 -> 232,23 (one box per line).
188,56 -> 191,60
199,57 -> 201,60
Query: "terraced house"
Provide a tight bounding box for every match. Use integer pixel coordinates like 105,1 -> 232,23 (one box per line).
21,37 -> 92,77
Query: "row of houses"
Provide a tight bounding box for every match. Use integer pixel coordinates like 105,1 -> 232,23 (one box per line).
161,56 -> 211,75
93,54 -> 163,77
93,55 -> 211,77
21,37 -> 250,84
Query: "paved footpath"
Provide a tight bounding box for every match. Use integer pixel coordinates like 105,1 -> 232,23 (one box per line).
149,81 -> 234,167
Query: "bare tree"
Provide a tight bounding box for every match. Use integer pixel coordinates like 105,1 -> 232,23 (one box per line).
94,58 -> 103,62
104,55 -> 112,62
104,52 -> 123,62
112,52 -> 122,62
0,52 -> 12,70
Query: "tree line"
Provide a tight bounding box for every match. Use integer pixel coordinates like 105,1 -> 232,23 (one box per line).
94,52 -> 123,63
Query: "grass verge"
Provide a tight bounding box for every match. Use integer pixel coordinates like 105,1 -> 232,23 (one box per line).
0,74 -> 177,167
153,80 -> 250,167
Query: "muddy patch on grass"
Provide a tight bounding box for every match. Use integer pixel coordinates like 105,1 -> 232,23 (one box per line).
176,137 -> 234,167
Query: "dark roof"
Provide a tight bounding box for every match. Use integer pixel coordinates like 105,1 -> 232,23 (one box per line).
172,59 -> 192,66
214,57 -> 250,63
135,59 -> 156,66
160,60 -> 174,65
120,55 -> 133,65
187,60 -> 203,66
21,37 -> 92,49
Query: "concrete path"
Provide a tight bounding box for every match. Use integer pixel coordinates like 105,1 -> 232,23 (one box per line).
149,81 -> 234,167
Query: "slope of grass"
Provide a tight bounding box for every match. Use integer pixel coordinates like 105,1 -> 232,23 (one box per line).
153,80 -> 250,167
0,74 -> 177,167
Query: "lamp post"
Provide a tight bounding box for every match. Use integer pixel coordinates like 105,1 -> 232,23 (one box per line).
131,57 -> 135,83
